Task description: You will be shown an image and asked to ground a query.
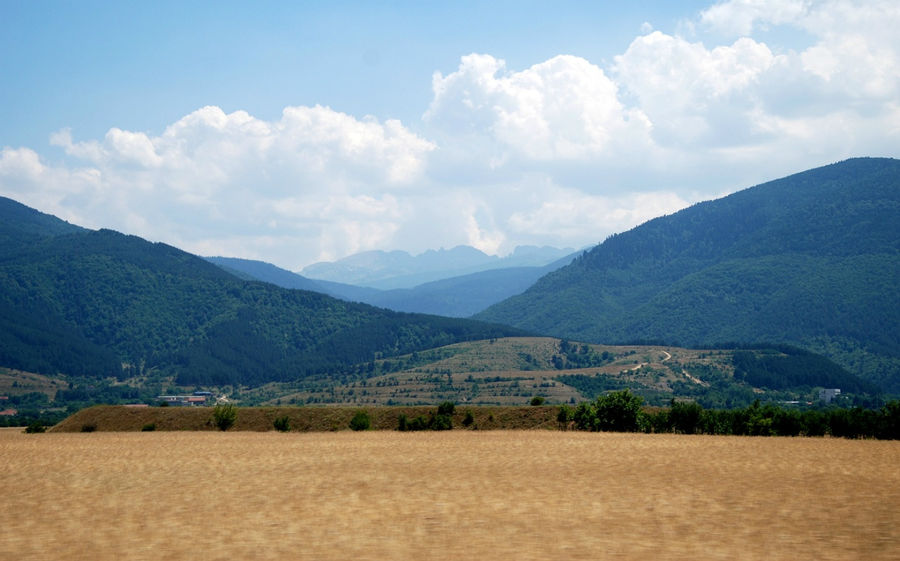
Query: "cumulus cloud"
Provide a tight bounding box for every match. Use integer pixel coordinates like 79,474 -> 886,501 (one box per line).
424,53 -> 653,164
3,0 -> 899,270
4,106 -> 435,267
613,32 -> 784,148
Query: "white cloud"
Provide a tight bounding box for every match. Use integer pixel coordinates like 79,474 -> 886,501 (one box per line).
700,0 -> 812,36
613,32 -> 785,148
425,53 -> 653,163
700,0 -> 900,100
2,105 -> 435,268
508,187 -> 691,242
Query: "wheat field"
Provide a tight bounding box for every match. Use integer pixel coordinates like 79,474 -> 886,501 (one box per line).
1,429 -> 897,560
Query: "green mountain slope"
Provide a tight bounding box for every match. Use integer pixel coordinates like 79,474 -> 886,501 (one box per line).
0,200 -> 526,387
0,196 -> 84,246
476,158 -> 900,392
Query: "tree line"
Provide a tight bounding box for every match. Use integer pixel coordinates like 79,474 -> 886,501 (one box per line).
559,390 -> 900,439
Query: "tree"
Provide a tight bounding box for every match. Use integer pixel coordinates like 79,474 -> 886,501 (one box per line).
573,390 -> 645,432
212,403 -> 237,431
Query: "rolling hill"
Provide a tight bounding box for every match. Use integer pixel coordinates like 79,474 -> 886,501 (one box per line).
476,158 -> 900,392
0,197 -> 527,387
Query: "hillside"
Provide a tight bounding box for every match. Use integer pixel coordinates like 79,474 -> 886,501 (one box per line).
476,158 -> 900,392
0,198 -> 527,388
239,337 -> 875,409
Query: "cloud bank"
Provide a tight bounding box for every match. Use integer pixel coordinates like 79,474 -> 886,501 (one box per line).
2,0 -> 898,270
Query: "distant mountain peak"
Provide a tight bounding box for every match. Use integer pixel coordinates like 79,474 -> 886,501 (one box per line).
301,244 -> 574,289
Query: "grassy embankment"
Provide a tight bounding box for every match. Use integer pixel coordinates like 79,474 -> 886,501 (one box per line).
50,404 -> 560,432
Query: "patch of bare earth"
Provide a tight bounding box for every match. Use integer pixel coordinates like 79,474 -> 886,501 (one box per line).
1,429 -> 897,560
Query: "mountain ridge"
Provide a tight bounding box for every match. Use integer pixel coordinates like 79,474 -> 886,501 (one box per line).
476,158 -> 900,392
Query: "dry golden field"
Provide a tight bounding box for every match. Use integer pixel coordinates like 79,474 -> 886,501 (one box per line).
2,429 -> 898,561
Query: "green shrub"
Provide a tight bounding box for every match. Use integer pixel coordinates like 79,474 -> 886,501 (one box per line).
24,421 -> 45,434
462,410 -> 475,427
431,413 -> 453,431
557,405 -> 572,430
574,390 -> 644,432
669,400 -> 703,434
530,396 -> 545,406
141,423 -> 156,432
212,403 -> 237,431
273,415 -> 291,432
406,415 -> 430,431
349,410 -> 371,431
437,401 -> 455,416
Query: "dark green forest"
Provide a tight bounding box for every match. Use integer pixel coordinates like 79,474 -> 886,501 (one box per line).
477,158 -> 900,392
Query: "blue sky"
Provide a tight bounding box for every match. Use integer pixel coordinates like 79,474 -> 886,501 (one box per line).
2,0 -> 898,270
1,1 -> 706,146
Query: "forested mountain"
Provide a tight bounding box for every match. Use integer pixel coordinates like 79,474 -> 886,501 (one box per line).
209,254 -> 576,317
0,198 -> 526,387
476,158 -> 900,392
301,245 -> 574,289
0,196 -> 84,244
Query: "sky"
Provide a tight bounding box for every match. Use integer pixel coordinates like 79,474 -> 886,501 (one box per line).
1,0 -> 898,272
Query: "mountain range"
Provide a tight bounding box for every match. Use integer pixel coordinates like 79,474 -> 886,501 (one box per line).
0,157 -> 896,400
476,157 -> 900,392
207,253 -> 576,317
300,245 -> 575,289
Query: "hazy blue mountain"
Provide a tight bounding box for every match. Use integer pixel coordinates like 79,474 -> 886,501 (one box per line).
301,244 -> 574,289
205,256 -> 326,292
207,252 -> 577,317
361,258 -> 576,317
476,158 -> 900,392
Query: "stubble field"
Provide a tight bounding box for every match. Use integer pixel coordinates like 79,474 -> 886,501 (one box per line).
2,429 -> 897,560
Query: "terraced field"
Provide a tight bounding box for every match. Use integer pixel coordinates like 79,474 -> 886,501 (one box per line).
252,337 -> 734,406
2,429 -> 897,560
